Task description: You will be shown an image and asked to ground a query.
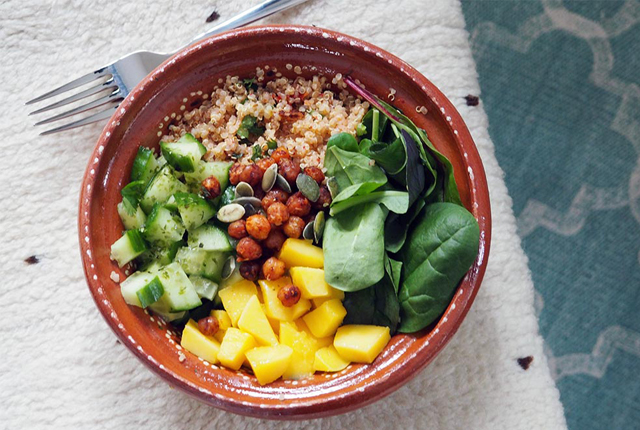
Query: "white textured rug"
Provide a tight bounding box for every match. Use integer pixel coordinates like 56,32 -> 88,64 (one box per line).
0,0 -> 567,428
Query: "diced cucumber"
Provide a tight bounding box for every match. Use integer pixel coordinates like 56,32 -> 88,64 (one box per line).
187,224 -> 231,251
189,275 -> 219,301
157,262 -> 202,312
117,200 -> 147,230
184,160 -> 233,191
110,229 -> 148,267
160,134 -> 206,173
136,277 -> 165,308
137,240 -> 183,271
157,155 -> 167,168
120,271 -> 154,307
143,204 -> 185,247
164,195 -> 178,211
130,146 -> 159,185
174,247 -> 228,282
173,192 -> 216,231
140,260 -> 164,274
140,165 -> 188,213
121,180 -> 146,207
148,295 -> 188,322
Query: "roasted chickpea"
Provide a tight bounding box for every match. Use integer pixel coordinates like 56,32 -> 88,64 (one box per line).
236,237 -> 262,261
278,284 -> 301,307
229,162 -> 263,187
227,219 -> 247,239
271,147 -> 291,163
303,166 -> 325,184
283,216 -> 305,238
256,157 -> 276,174
261,188 -> 289,210
253,186 -> 265,200
240,260 -> 261,281
245,214 -> 271,240
286,191 -> 311,217
262,257 -> 286,281
267,202 -> 289,226
263,228 -> 286,250
197,316 -> 219,337
201,175 -> 221,199
278,158 -> 301,184
312,186 -> 332,209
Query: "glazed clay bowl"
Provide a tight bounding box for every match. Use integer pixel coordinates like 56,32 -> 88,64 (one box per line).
79,25 -> 491,419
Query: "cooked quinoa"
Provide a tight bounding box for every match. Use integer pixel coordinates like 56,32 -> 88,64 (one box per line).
162,68 -> 369,169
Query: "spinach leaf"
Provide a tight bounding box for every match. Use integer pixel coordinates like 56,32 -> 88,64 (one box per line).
364,137 -> 406,175
327,132 -> 359,152
236,115 -> 265,140
324,146 -> 387,193
330,190 -> 409,216
385,254 -> 403,294
359,138 -> 373,155
384,198 -> 426,253
342,288 -> 375,325
398,203 -> 480,333
323,202 -> 386,292
361,108 -> 389,141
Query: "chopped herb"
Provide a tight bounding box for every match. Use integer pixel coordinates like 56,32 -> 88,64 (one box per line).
251,144 -> 264,161
240,98 -> 248,105
267,139 -> 278,150
243,78 -> 258,91
236,115 -> 265,140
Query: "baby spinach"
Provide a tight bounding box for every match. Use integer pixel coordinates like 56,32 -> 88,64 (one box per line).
323,202 -> 386,292
385,254 -> 403,294
363,137 -> 406,175
327,132 -> 359,152
398,203 -> 480,333
384,198 -> 426,253
330,190 -> 409,216
324,145 -> 387,193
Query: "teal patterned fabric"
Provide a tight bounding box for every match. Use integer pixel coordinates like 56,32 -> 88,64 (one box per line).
461,1 -> 640,429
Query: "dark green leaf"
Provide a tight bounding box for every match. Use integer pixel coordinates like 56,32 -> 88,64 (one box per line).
219,185 -> 236,207
398,203 -> 480,333
236,115 -> 265,140
121,180 -> 146,208
385,254 -> 403,294
363,138 -> 406,175
359,138 -> 373,155
266,139 -> 278,150
243,78 -> 258,91
329,190 -> 409,216
327,132 -> 359,152
324,146 -> 387,193
384,198 -> 426,253
361,108 -> 389,141
251,144 -> 263,161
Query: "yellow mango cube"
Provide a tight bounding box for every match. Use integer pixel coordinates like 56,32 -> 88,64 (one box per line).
210,310 -> 232,342
180,319 -> 221,364
238,295 -> 278,346
302,299 -> 347,338
217,328 -> 257,370
245,344 -> 293,385
218,279 -> 258,326
314,345 -> 350,372
258,277 -> 311,322
289,267 -> 339,300
261,304 -> 281,335
334,325 -> 391,364
278,238 -> 324,268
279,322 -> 315,380
295,319 -> 333,350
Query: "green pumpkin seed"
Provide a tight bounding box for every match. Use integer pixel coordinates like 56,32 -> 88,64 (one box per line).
234,196 -> 262,207
275,173 -> 292,193
327,176 -> 339,199
302,220 -> 315,240
314,211 -> 325,243
235,181 -> 254,198
217,203 -> 245,223
262,163 -> 278,192
221,255 -> 236,280
296,173 -> 320,202
243,203 -> 257,217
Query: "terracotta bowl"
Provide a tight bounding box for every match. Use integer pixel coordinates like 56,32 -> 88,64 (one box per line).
79,25 -> 491,419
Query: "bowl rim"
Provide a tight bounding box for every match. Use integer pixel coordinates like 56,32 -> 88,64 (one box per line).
78,24 -> 491,419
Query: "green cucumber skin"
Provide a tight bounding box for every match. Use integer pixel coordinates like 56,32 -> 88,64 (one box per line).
174,247 -> 227,282
136,276 -> 165,308
140,166 -> 188,213
117,201 -> 146,230
110,229 -> 148,267
131,147 -> 159,185
120,271 -> 154,307
160,135 -> 206,173
173,193 -> 216,231
187,224 -> 231,252
158,262 -> 202,312
143,204 -> 186,247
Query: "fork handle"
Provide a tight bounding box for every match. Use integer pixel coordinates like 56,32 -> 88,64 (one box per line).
188,0 -> 310,46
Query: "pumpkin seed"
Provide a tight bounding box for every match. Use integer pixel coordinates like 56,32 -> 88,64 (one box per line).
314,211 -> 325,243
235,181 -> 254,198
302,220 -> 315,240
234,196 -> 262,207
327,176 -> 339,199
217,203 -> 245,223
221,255 -> 236,280
261,163 -> 278,192
296,173 -> 320,202
243,203 -> 257,217
275,173 -> 292,193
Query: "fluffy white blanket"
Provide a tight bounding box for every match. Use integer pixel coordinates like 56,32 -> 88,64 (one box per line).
0,0 -> 567,428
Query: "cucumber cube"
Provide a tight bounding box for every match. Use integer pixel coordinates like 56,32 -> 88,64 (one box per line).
184,160 -> 233,191
140,165 -> 189,213
189,275 -> 219,301
143,204 -> 185,247
110,229 -> 148,267
136,277 -> 165,308
187,224 -> 231,252
157,262 -> 202,312
160,134 -> 206,173
117,200 -> 147,230
174,247 -> 228,282
130,146 -> 159,185
173,192 -> 216,231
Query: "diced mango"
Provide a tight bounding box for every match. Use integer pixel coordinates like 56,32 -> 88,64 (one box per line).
181,319 -> 221,364
290,267 -> 340,300
261,304 -> 281,335
279,322 -> 315,379
245,344 -> 293,385
302,299 -> 347,338
295,319 -> 333,350
278,238 -> 324,268
217,328 -> 257,370
238,295 -> 278,346
311,285 -> 345,307
314,345 -> 350,372
258,277 -> 311,322
218,280 -> 258,326
334,325 -> 391,364
210,310 -> 232,342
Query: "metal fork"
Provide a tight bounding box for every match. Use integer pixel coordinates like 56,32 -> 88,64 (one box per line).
27,0 -> 309,135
